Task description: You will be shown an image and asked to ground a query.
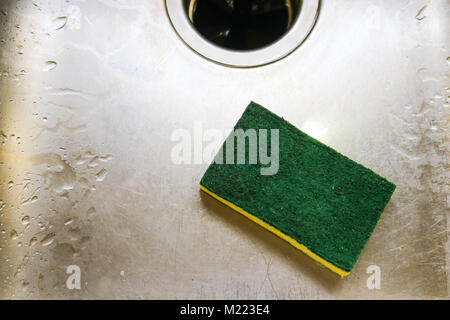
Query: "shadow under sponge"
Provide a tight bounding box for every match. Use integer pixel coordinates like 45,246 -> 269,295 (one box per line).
200,102 -> 396,276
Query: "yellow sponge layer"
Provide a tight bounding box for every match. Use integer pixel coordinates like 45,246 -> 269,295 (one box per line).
200,184 -> 350,277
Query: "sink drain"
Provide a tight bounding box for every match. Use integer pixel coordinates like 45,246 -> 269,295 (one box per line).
185,0 -> 302,51
165,0 -> 319,67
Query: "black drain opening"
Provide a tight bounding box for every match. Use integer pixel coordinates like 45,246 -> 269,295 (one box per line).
184,0 -> 302,51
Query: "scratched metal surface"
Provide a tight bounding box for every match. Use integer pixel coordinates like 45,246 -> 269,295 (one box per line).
0,0 -> 448,299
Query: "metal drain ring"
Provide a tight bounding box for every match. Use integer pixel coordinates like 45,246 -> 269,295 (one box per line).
165,0 -> 320,68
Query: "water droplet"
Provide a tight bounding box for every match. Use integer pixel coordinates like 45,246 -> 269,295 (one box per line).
40,233 -> 55,246
31,196 -> 38,203
29,237 -> 37,247
43,61 -> 57,71
10,230 -> 18,240
21,216 -> 30,225
64,218 -> 73,226
99,155 -> 113,162
8,181 -> 13,190
88,157 -> 99,168
59,191 -> 70,200
87,207 -> 96,217
415,5 -> 427,21
0,131 -> 7,144
79,177 -> 90,189
53,16 -> 67,30
95,169 -> 108,182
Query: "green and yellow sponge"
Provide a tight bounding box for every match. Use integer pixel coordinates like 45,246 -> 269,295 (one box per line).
200,102 -> 396,277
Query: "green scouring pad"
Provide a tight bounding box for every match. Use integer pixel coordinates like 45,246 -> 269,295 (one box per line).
200,101 -> 396,277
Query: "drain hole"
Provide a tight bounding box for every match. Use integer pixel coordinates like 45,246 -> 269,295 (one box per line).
184,0 -> 302,51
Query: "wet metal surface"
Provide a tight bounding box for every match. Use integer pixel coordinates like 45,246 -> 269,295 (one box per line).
0,0 -> 449,299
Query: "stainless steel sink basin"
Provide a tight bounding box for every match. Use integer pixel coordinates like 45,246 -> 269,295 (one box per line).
0,0 -> 448,299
